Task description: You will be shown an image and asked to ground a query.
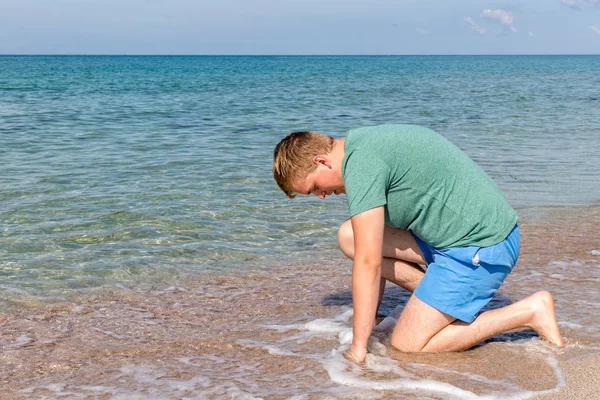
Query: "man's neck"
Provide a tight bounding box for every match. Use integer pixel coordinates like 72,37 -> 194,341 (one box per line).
332,138 -> 346,162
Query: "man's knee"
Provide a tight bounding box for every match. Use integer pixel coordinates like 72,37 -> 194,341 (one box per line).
337,220 -> 354,259
389,336 -> 424,353
389,295 -> 454,353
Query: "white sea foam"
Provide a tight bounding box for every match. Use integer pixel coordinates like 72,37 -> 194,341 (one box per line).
261,308 -> 353,336
304,318 -> 349,334
337,327 -> 353,345
255,307 -> 567,399
18,364 -> 259,400
324,350 -> 481,399
364,354 -> 414,378
237,339 -> 300,357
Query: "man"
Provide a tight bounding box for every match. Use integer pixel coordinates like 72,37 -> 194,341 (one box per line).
273,124 -> 564,363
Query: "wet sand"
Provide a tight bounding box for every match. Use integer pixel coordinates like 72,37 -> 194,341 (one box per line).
532,352 -> 600,400
522,205 -> 600,400
1,205 -> 599,398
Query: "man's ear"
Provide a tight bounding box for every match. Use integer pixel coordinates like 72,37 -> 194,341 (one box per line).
312,154 -> 331,168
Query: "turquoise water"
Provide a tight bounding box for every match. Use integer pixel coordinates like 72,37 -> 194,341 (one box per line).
1,55 -> 599,299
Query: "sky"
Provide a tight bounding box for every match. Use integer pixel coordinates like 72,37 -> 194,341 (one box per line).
1,0 -> 599,54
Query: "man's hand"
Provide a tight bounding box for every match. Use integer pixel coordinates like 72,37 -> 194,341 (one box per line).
344,343 -> 367,364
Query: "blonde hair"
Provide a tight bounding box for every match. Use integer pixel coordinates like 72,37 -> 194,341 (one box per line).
273,131 -> 334,198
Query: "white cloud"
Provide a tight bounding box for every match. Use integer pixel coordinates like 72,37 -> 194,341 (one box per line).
464,17 -> 486,35
561,0 -> 597,9
592,25 -> 600,34
528,31 -> 534,37
481,9 -> 517,32
416,28 -> 429,35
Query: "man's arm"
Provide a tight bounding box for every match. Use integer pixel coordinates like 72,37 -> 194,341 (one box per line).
345,206 -> 385,363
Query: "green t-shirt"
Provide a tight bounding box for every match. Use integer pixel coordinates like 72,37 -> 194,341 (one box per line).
341,124 -> 518,248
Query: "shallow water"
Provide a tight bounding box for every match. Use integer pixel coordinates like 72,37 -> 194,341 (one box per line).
1,56 -> 600,398
1,206 -> 599,399
2,55 -> 600,296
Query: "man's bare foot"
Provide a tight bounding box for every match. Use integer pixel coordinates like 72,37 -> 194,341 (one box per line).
526,291 -> 565,347
344,343 -> 367,364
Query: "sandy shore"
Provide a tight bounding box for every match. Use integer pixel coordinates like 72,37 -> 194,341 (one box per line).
0,208 -> 598,399
532,352 -> 600,400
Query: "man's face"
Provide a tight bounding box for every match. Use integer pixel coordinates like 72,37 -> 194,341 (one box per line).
292,164 -> 345,199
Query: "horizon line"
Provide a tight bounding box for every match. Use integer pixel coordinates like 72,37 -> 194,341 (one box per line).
1,53 -> 599,57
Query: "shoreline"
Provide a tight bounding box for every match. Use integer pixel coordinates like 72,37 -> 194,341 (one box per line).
0,206 -> 598,398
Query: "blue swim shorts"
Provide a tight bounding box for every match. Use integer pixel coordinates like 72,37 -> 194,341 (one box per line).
412,225 -> 520,323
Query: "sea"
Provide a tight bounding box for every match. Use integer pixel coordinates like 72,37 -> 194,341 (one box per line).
0,55 -> 599,399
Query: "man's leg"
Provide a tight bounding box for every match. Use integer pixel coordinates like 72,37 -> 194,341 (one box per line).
338,220 -> 564,351
390,291 -> 564,353
338,220 -> 426,319
338,220 -> 426,292
381,258 -> 424,293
